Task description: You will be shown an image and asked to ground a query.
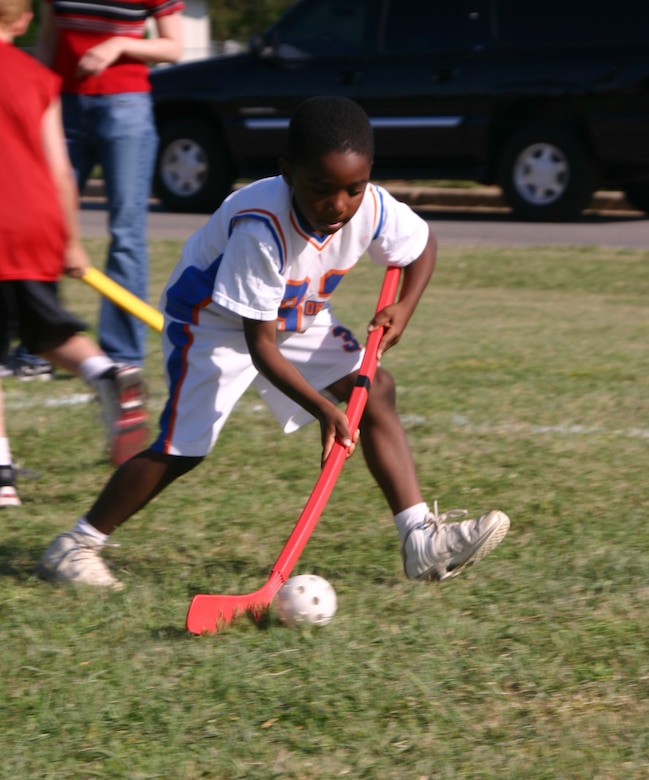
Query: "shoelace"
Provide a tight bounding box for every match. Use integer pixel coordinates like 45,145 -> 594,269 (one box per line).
423,500 -> 469,528
67,531 -> 121,551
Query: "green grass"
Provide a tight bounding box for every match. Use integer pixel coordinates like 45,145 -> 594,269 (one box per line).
2,239 -> 649,779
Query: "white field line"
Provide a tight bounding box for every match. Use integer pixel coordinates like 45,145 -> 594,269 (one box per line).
3,392 -> 96,409
4,393 -> 648,440
451,413 -> 649,440
4,392 -> 164,411
404,413 -> 649,440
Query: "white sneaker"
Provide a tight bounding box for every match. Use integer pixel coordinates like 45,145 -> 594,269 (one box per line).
96,366 -> 148,466
0,485 -> 21,507
36,531 -> 123,589
401,501 -> 510,581
0,466 -> 20,507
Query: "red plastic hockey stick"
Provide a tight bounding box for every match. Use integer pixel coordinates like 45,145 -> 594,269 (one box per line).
186,265 -> 402,634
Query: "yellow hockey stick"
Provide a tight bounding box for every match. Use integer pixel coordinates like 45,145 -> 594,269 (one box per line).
81,267 -> 163,333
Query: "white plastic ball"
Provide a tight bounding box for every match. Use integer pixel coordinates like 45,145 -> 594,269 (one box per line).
276,574 -> 337,627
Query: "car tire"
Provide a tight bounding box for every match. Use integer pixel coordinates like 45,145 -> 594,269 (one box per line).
153,118 -> 233,213
622,182 -> 649,214
498,124 -> 596,221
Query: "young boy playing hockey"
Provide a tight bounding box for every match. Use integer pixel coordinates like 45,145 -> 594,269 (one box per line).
0,0 -> 148,485
38,96 -> 510,589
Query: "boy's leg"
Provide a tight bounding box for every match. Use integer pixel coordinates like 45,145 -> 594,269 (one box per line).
257,313 -> 510,583
329,366 -> 510,582
8,279 -> 147,462
38,314 -> 257,588
87,450 -> 202,535
37,451 -> 201,588
328,368 -> 423,512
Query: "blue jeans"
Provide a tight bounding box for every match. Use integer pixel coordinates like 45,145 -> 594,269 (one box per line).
62,92 -> 158,366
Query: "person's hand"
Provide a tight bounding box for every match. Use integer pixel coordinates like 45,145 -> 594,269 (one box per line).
319,403 -> 360,466
63,240 -> 90,278
366,302 -> 409,359
76,38 -> 125,77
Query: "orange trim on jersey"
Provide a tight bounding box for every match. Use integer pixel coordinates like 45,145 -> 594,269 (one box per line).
192,296 -> 213,324
368,184 -> 379,231
289,210 -> 337,251
319,267 -> 349,297
277,275 -> 312,331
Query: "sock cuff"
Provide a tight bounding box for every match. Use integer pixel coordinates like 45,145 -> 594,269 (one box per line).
78,356 -> 115,386
394,502 -> 428,525
393,502 -> 429,543
0,437 -> 11,466
73,516 -> 109,544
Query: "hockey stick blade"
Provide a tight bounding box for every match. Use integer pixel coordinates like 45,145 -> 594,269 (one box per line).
81,267 -> 164,333
186,266 -> 402,635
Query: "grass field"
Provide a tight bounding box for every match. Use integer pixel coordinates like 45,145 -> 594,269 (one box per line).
2,238 -> 648,779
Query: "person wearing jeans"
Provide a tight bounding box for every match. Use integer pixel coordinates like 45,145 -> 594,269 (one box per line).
62,92 -> 158,365
37,0 -> 184,367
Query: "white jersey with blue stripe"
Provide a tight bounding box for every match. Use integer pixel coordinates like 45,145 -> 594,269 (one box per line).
161,175 -> 429,333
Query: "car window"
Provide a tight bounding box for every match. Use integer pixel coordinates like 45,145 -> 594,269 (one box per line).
273,0 -> 369,57
380,0 -> 472,55
495,0 -> 649,47
569,0 -> 649,45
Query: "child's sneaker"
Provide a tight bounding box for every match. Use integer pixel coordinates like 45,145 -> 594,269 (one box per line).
13,345 -> 54,381
36,531 -> 123,589
96,366 -> 149,466
401,501 -> 510,581
0,465 -> 21,507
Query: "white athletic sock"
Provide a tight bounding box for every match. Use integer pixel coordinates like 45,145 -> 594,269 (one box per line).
394,502 -> 429,543
78,356 -> 115,387
73,516 -> 109,544
0,437 -> 12,467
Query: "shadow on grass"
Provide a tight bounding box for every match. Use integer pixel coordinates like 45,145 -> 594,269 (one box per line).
152,608 -> 273,640
0,543 -> 43,581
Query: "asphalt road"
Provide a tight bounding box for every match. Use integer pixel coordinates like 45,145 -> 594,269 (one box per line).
418,208 -> 649,249
80,194 -> 649,249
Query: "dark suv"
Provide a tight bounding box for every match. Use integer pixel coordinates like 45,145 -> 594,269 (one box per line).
150,0 -> 649,220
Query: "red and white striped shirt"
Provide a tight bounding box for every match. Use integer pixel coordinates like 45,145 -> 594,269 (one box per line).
46,0 -> 184,94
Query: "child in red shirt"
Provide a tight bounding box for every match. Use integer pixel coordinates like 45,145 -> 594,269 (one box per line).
0,0 -> 149,505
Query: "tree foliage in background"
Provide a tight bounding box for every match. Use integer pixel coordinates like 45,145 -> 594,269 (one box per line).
16,0 -> 41,48
207,0 -> 295,42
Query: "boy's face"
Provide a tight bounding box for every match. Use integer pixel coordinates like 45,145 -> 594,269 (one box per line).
280,150 -> 372,236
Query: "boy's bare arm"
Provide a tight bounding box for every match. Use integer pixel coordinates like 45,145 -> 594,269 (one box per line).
368,229 -> 437,358
242,317 -> 354,463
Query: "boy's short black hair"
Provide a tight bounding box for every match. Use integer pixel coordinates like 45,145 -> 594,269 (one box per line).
287,96 -> 374,166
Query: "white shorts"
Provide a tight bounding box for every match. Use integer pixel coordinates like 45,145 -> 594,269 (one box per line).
151,305 -> 365,456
